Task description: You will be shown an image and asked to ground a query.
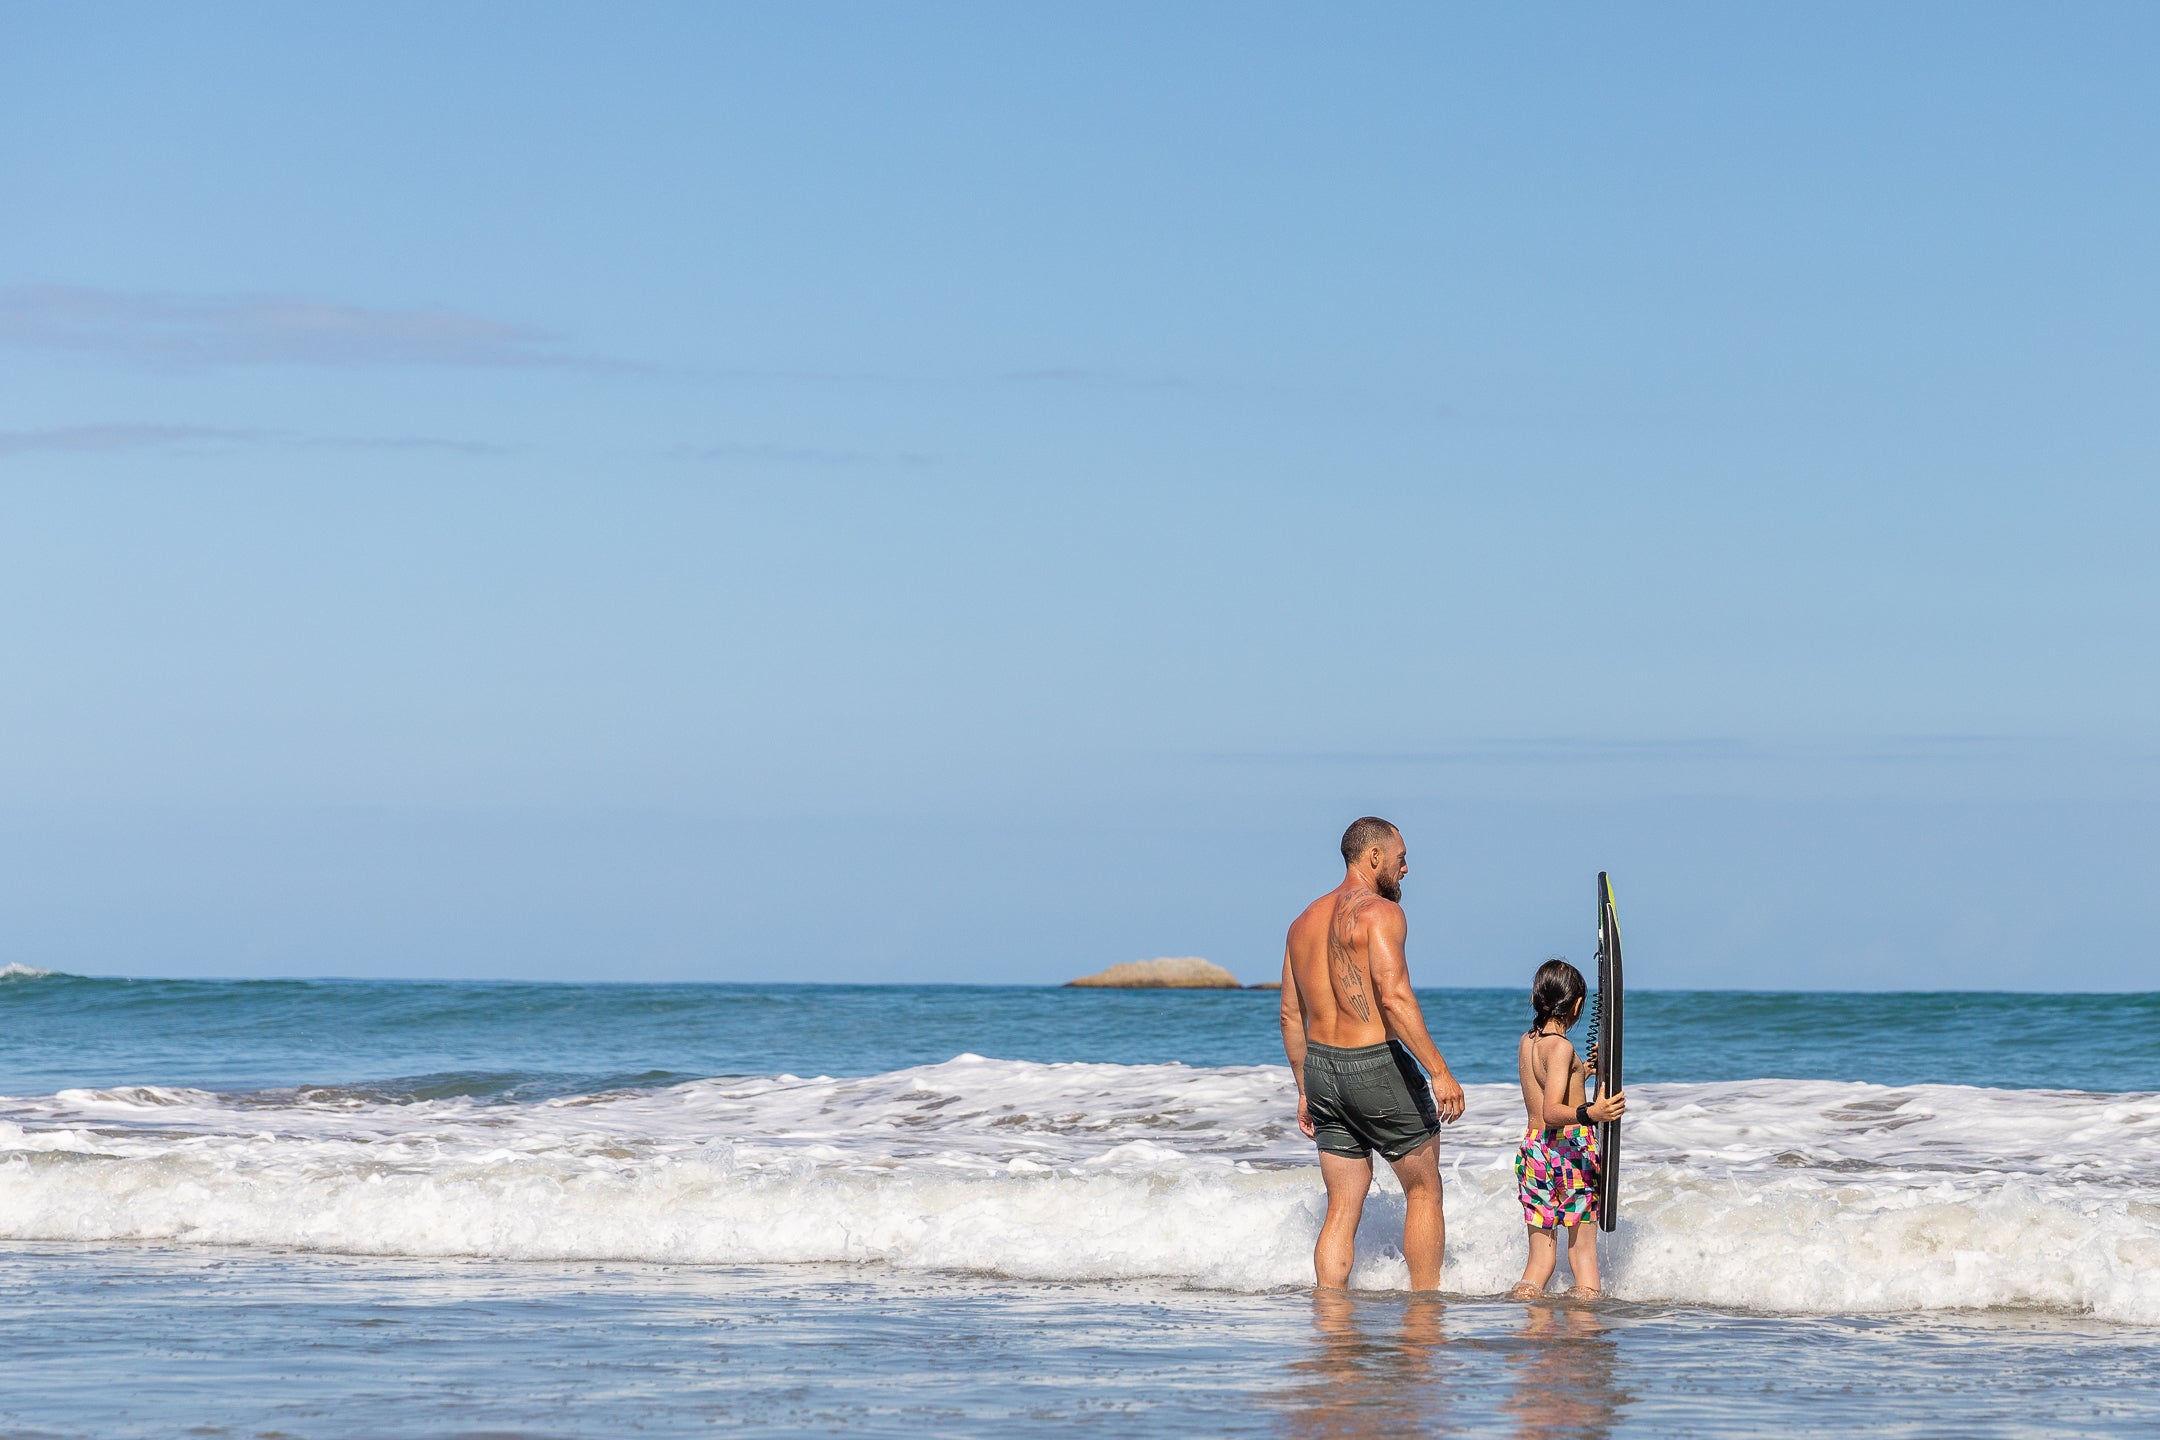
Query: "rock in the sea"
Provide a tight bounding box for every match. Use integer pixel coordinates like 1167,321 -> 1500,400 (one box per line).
1064,957 -> 1243,989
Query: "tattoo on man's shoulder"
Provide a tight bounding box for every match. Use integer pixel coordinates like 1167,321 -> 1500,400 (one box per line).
1327,893 -> 1376,1022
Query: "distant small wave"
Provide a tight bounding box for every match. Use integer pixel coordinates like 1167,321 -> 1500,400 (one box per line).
0,965 -> 58,981
286,1069 -> 699,1106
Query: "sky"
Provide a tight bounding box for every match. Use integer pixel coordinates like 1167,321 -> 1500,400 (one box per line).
1,4 -> 2155,989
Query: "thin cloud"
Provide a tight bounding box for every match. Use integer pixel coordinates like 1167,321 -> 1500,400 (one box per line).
0,421 -> 509,459
1208,735 -> 2068,767
290,433 -> 511,456
998,365 -> 1197,391
0,285 -> 595,370
671,441 -> 933,468
0,423 -> 253,456
0,285 -> 1250,391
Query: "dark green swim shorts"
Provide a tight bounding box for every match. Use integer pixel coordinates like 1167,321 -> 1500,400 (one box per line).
1303,1038 -> 1441,1161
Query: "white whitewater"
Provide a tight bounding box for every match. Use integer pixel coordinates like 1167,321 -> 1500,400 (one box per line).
2,1056 -> 2154,1322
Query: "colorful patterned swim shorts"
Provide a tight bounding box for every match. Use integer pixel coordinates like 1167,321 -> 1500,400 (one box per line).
1515,1124 -> 1601,1229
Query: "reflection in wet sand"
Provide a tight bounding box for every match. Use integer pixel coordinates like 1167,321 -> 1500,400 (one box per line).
1276,1291 -> 1457,1440
1501,1302 -> 1623,1440
1274,1292 -> 1625,1440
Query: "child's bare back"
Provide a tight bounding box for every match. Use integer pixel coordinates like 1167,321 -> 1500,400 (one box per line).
1518,1028 -> 1588,1127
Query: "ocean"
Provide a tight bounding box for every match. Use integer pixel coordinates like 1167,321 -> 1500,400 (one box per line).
2,969 -> 2155,1437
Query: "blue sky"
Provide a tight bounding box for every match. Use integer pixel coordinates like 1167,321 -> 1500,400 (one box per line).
2,5 -> 2155,988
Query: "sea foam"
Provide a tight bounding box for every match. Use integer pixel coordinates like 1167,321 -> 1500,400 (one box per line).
3,1057 -> 2154,1322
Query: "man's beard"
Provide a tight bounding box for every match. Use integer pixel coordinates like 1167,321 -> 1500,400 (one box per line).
1378,873 -> 1402,902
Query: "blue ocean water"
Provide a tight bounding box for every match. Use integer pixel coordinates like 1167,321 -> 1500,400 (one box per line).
2,972 -> 2149,1096
4,968 -> 2157,1438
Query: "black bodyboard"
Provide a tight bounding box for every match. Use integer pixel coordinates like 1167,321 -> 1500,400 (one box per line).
1592,871 -> 1624,1232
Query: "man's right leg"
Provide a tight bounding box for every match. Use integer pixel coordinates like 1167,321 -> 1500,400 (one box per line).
1314,1149 -> 1372,1288
1385,1137 -> 1444,1292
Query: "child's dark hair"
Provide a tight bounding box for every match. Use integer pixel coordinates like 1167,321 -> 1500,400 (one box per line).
1530,958 -> 1587,1029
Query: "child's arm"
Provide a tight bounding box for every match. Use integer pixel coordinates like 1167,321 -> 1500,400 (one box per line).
1535,1037 -> 1626,1126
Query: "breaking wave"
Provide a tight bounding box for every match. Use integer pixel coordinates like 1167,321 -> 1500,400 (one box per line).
2,1057 -> 2154,1322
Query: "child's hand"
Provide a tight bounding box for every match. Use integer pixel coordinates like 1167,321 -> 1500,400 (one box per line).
1587,1090 -> 1626,1124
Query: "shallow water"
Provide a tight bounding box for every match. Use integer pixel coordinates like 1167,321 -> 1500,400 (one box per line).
4,1246 -> 2154,1439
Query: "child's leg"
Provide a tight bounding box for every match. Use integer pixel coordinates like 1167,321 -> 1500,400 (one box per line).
1562,1222 -> 1599,1295
1510,1225 -> 1557,1298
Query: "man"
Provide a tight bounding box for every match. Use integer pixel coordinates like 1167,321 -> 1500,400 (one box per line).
1279,816 -> 1467,1291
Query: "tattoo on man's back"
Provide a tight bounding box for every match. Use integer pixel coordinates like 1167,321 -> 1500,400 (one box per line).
1327,893 -> 1376,1022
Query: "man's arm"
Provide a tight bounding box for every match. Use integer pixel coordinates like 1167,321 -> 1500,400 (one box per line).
1363,904 -> 1467,1122
1278,946 -> 1315,1137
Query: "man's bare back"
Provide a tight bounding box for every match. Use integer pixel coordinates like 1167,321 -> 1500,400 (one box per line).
1285,884 -> 1397,1048
1278,817 -> 1467,1291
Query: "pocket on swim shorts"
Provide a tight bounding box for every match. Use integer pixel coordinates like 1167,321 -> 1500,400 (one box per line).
1344,1066 -> 1398,1120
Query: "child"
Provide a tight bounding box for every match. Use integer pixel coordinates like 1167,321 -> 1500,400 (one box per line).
1509,958 -> 1626,1300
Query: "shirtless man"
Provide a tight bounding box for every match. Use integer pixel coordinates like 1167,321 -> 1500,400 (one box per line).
1279,817 -> 1467,1291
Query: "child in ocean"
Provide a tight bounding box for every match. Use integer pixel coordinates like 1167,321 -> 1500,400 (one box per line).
1509,958 -> 1626,1300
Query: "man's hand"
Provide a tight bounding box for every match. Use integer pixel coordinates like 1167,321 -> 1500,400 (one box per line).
1296,1093 -> 1316,1138
1429,1069 -> 1466,1124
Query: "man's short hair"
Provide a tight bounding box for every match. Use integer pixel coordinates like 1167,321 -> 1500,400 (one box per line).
1340,816 -> 1399,866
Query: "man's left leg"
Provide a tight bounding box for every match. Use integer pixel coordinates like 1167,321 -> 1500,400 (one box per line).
1314,1149 -> 1373,1288
1386,1137 -> 1444,1291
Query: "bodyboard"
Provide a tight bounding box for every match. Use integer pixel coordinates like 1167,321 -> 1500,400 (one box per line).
1592,871 -> 1624,1231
